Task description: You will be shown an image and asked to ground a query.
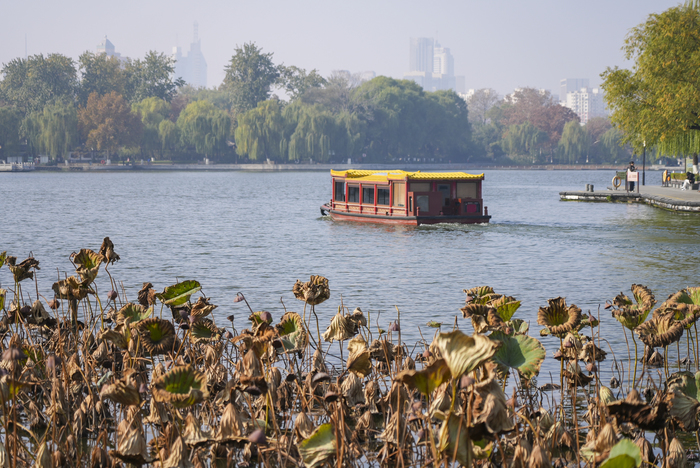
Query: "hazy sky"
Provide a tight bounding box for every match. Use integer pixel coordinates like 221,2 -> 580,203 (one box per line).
0,0 -> 683,97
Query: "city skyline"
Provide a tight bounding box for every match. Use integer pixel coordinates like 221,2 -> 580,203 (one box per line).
0,0 -> 682,94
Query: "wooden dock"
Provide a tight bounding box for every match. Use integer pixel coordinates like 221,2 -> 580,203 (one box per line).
560,186 -> 700,212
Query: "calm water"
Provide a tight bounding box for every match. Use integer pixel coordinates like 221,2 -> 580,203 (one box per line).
1,169 -> 699,377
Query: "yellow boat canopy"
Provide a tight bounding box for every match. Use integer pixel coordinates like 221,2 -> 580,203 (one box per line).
330,169 -> 484,182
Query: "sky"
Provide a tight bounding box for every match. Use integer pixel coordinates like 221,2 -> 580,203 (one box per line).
0,0 -> 684,97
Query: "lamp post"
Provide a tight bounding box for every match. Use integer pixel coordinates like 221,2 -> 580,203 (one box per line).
642,141 -> 646,186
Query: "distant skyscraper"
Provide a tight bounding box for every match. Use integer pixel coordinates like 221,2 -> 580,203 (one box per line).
96,36 -> 126,62
409,37 -> 434,73
560,79 -> 589,104
173,22 -> 208,88
404,37 -> 462,93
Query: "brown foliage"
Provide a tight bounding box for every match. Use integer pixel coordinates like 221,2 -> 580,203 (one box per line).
78,92 -> 142,153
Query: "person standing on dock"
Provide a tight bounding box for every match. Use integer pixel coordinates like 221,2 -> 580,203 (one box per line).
628,161 -> 636,191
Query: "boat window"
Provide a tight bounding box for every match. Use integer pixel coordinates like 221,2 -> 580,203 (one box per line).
362,187 -> 374,204
417,195 -> 430,213
410,182 -> 430,192
377,188 -> 390,205
334,181 -> 345,201
456,182 -> 477,199
348,185 -> 360,203
393,183 -> 405,207
437,184 -> 450,204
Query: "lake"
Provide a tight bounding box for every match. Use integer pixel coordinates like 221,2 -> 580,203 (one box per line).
1,168 -> 698,378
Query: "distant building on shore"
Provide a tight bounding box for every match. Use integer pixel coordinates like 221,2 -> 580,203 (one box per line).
96,36 -> 127,63
172,22 -> 207,88
563,87 -> 607,124
404,37 -> 464,93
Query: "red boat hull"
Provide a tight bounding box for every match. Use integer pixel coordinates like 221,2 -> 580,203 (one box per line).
322,205 -> 490,225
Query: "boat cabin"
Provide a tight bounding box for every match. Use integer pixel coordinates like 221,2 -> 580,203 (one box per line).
324,169 -> 490,225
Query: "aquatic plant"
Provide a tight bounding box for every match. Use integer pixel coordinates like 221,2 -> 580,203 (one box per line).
0,241 -> 699,466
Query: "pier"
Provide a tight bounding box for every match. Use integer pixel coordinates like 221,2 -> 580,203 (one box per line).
560,185 -> 700,212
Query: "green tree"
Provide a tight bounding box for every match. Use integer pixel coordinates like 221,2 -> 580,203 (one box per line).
177,100 -> 232,159
124,52 -> 184,103
158,120 -> 179,154
279,66 -> 327,100
501,121 -> 547,160
79,92 -> 142,155
601,1 -> 700,153
222,43 -> 280,115
235,99 -> 284,161
25,99 -> 78,159
558,120 -> 589,163
77,52 -> 125,106
466,88 -> 500,125
133,97 -> 170,157
0,107 -> 21,158
0,54 -> 77,113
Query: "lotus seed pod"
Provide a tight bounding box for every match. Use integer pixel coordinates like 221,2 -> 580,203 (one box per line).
107,290 -> 118,301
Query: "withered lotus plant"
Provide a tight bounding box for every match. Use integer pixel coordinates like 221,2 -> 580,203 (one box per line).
275,311 -> 308,352
110,418 -> 153,465
489,330 -> 546,381
190,319 -> 222,344
190,296 -> 217,319
345,335 -> 371,377
293,275 -> 330,305
473,374 -> 515,434
153,365 -> 209,408
606,389 -> 669,431
297,423 -> 336,468
135,317 -> 177,355
433,330 -> 500,379
397,358 -> 452,397
183,412 -> 211,446
98,236 -> 120,265
137,282 -> 157,307
5,255 -> 40,283
460,304 -> 504,333
537,297 -> 582,337
52,275 -> 93,325
156,280 -> 202,307
100,379 -> 141,406
463,285 -> 496,304
72,248 -> 103,283
322,311 -> 357,342
216,402 -> 246,442
116,302 -> 153,326
635,313 -> 683,348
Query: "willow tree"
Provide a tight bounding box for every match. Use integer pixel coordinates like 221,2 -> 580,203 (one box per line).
177,100 -> 231,160
559,120 -> 589,164
234,99 -> 284,161
26,99 -> 78,158
601,1 -> 700,158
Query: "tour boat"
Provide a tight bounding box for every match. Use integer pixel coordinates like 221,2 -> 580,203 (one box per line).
320,169 -> 490,225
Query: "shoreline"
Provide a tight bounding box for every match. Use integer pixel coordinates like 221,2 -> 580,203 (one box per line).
16,162 -> 677,172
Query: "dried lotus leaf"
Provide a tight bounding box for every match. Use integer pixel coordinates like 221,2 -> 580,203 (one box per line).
537,297 -> 582,337
100,379 -> 141,406
190,296 -> 217,319
137,282 -> 157,307
135,317 -> 176,355
183,412 -> 211,446
98,237 -> 120,265
433,330 -> 500,379
152,365 -> 209,408
322,312 -> 356,342
346,335 -> 371,377
635,314 -> 683,348
110,418 -> 153,465
293,275 -> 330,306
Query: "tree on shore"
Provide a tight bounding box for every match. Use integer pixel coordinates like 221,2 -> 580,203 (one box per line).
0,54 -> 77,113
177,100 -> 232,160
77,52 -> 125,106
0,107 -> 21,157
123,52 -> 184,104
79,92 -> 141,155
601,1 -> 700,155
25,99 -> 78,158
222,43 -> 280,116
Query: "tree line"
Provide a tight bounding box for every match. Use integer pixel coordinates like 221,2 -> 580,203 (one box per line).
0,42 -> 630,165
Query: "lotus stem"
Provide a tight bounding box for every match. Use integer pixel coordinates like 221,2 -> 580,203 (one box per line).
631,332 -> 638,388
621,326 -> 631,389
695,322 -> 700,372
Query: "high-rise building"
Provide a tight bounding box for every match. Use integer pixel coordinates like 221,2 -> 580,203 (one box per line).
560,79 -> 589,104
409,37 -> 434,73
173,22 -> 208,88
564,87 -> 607,124
404,37 -> 463,93
96,36 -> 126,63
